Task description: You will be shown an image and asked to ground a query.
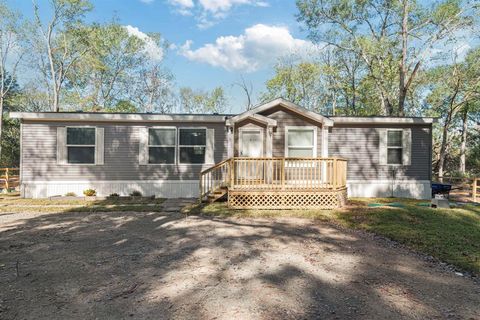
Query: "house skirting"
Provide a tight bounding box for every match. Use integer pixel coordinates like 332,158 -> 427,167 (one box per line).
228,188 -> 348,210
22,179 -> 431,200
347,180 -> 431,199
21,180 -> 199,198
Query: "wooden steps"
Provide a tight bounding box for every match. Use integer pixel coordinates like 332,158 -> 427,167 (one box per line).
206,186 -> 228,203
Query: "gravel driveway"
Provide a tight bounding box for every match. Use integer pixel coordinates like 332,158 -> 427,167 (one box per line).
0,209 -> 479,319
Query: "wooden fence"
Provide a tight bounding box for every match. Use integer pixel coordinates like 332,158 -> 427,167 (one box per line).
0,168 -> 20,190
474,178 -> 479,202
435,176 -> 479,202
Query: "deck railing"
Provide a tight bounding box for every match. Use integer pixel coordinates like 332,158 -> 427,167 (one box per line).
199,159 -> 231,200
200,157 -> 347,200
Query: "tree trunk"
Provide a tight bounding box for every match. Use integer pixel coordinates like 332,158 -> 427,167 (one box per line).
438,121 -> 449,178
0,97 -> 4,165
379,92 -> 389,115
398,0 -> 409,116
459,108 -> 468,174
438,105 -> 456,178
46,24 -> 60,112
53,83 -> 60,112
351,74 -> 356,113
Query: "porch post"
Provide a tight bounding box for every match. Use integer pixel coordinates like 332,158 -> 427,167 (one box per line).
265,126 -> 273,184
265,126 -> 273,157
321,126 -> 329,157
320,126 -> 330,185
227,125 -> 234,158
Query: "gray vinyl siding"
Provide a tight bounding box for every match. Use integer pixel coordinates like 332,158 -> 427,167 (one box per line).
328,124 -> 432,181
259,106 -> 322,157
21,121 -> 227,182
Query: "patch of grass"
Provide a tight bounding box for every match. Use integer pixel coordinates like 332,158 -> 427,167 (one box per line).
0,196 -> 166,213
188,198 -> 480,275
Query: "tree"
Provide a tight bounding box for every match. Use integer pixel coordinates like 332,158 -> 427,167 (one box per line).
179,87 -> 228,114
64,22 -> 174,112
32,0 -> 92,112
233,75 -> 255,111
261,58 -> 323,112
131,63 -> 176,113
105,100 -> 138,113
296,0 -> 476,116
70,22 -> 145,110
0,2 -> 28,163
426,48 -> 480,177
13,83 -> 50,112
262,50 -> 374,116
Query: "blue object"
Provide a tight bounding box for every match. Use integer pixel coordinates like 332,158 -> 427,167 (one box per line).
431,183 -> 452,198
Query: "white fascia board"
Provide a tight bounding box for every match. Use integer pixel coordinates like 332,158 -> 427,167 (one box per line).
228,98 -> 334,126
10,112 -> 228,123
226,114 -> 277,127
330,117 -> 437,124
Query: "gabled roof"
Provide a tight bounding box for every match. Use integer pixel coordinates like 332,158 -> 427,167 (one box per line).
226,98 -> 334,127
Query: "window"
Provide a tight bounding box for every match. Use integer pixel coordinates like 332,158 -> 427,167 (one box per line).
179,128 -> 206,164
387,130 -> 403,164
286,127 -> 316,157
149,128 -> 176,164
66,127 -> 96,164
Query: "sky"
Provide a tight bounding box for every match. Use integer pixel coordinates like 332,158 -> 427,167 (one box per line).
7,0 -> 310,113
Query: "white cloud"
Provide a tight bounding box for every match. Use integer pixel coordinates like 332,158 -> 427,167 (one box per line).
454,42 -> 471,59
169,0 -> 195,8
124,25 -> 164,61
199,0 -> 251,13
168,0 -> 195,15
168,0 -> 269,28
179,24 -> 315,72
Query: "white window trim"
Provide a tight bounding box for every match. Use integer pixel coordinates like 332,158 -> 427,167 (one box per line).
386,129 -> 404,166
65,126 -> 97,166
178,127 -> 208,165
238,127 -> 264,157
284,126 -> 318,158
147,126 -> 177,165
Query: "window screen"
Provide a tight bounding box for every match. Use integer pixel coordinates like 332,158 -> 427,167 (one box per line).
66,128 -> 96,164
387,130 -> 403,164
179,128 -> 206,164
148,128 -> 176,164
287,128 -> 315,157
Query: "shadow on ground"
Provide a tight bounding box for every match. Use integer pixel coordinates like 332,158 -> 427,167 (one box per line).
0,206 -> 479,319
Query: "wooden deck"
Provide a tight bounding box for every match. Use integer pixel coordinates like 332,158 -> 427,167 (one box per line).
200,157 -> 347,209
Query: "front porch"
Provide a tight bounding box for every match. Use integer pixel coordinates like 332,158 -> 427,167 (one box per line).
200,157 -> 347,209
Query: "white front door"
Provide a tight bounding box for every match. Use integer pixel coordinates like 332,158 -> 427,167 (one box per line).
240,130 -> 263,157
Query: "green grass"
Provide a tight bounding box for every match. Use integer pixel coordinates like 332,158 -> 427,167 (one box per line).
0,196 -> 166,213
186,198 -> 480,275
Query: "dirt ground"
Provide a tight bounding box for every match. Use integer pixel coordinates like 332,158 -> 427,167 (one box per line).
0,207 -> 479,320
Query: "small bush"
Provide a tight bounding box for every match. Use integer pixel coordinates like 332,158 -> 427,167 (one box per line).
65,192 -> 77,197
83,189 -> 97,197
108,193 -> 120,198
129,190 -> 142,197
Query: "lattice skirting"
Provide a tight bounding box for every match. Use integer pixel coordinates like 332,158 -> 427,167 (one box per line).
228,188 -> 348,210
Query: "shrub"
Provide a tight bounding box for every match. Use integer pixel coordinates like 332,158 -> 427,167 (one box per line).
129,190 -> 142,197
65,192 -> 77,197
83,189 -> 97,197
108,193 -> 120,198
